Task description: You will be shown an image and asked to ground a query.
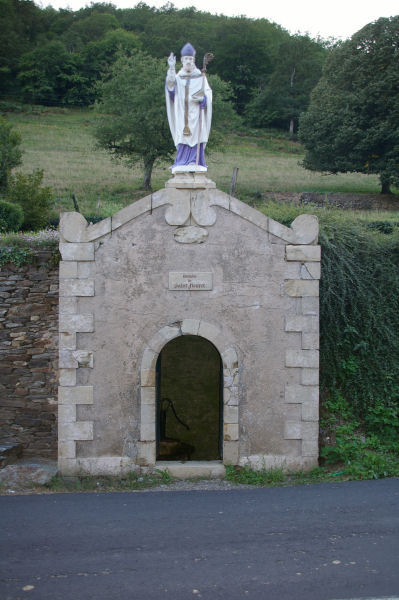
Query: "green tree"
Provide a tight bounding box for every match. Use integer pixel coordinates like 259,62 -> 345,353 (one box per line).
18,40 -> 82,105
95,50 -> 238,189
79,28 -> 142,103
299,17 -> 399,194
95,51 -> 174,189
245,35 -> 325,136
7,169 -> 52,230
0,116 -> 22,193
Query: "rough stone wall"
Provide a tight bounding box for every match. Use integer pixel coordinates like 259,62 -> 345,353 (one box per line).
0,251 -> 59,458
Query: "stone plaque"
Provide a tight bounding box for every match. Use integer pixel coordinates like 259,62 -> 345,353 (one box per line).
169,272 -> 213,291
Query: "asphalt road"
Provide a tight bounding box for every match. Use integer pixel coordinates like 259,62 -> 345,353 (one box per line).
1,478 -> 399,600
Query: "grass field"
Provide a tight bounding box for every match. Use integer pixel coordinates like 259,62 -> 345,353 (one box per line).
6,107 -> 396,218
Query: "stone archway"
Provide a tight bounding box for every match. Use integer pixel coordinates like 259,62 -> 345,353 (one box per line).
137,319 -> 239,467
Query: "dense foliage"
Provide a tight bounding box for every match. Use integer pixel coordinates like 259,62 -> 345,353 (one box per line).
6,169 -> 53,230
0,0 -> 326,124
262,202 -> 399,478
299,17 -> 399,193
245,34 -> 325,134
264,202 -> 399,418
0,198 -> 23,232
0,115 -> 22,192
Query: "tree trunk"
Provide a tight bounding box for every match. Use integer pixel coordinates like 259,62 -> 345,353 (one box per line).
289,118 -> 295,139
143,157 -> 155,190
380,175 -> 391,195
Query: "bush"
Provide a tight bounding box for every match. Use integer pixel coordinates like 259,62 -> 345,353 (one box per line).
6,170 -> 53,231
0,199 -> 23,232
0,116 -> 22,193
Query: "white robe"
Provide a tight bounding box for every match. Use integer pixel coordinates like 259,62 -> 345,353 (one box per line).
165,67 -> 212,148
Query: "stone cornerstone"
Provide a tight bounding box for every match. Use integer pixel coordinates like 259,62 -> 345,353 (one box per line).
58,174 -> 321,476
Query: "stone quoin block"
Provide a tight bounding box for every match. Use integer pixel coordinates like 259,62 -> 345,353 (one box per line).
284,280 -> 319,297
302,262 -> 321,280
58,441 -> 76,459
301,297 -> 319,316
59,332 -> 76,351
59,297 -> 78,315
58,404 -> 76,423
58,386 -> 93,405
302,332 -> 319,350
284,422 -> 302,440
59,368 -> 77,387
286,245 -> 321,262
301,440 -> 319,457
285,316 -> 319,333
59,314 -> 94,333
59,243 -> 94,262
223,441 -> 240,465
59,279 -> 95,297
60,421 -> 93,441
285,385 -> 318,405
301,369 -> 319,386
286,349 -> 319,369
59,261 -> 78,279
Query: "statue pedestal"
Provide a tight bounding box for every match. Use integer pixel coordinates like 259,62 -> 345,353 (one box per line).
171,165 -> 207,174
165,172 -> 216,190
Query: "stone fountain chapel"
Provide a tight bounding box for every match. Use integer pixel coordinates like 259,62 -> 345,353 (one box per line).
58,173 -> 321,477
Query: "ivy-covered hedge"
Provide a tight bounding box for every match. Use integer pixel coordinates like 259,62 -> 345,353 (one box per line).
261,202 -> 399,420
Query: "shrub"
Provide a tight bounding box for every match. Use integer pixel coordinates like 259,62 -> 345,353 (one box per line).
0,116 -> 22,193
6,170 -> 53,231
0,199 -> 23,232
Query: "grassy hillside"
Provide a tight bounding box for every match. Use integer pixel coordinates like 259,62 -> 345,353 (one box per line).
6,107 -> 388,218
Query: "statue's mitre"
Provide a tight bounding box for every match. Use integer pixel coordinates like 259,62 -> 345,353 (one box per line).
181,42 -> 196,57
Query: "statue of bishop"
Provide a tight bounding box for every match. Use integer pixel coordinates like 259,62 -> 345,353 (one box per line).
165,42 -> 213,173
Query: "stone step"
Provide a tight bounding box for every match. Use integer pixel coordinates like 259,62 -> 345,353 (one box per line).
0,443 -> 23,469
155,460 -> 226,480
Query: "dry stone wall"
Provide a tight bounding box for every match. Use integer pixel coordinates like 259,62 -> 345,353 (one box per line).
0,251 -> 59,458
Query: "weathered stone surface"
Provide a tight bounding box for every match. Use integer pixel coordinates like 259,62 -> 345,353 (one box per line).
85,217 -> 111,241
0,442 -> 23,468
59,314 -> 94,333
302,332 -> 319,350
191,191 -> 217,226
59,243 -> 94,262
291,214 -> 319,244
286,349 -> 319,368
58,386 -> 93,405
302,262 -> 321,280
302,368 -> 319,386
60,421 -> 93,441
0,460 -> 57,487
285,280 -> 319,297
60,211 -> 87,243
57,183 -> 320,476
285,316 -> 319,333
286,245 -> 321,262
59,261 -> 78,279
59,279 -> 95,297
112,196 -> 152,230
173,225 -> 208,244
